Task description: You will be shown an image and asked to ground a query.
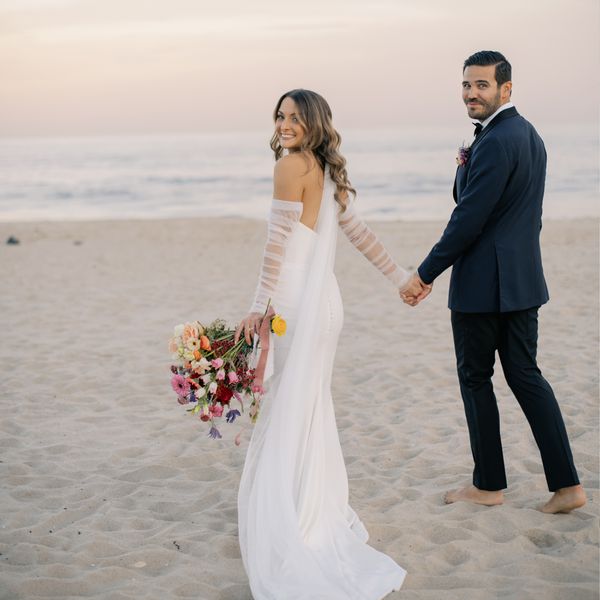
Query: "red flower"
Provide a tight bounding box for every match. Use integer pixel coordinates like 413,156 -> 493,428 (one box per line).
215,385 -> 233,405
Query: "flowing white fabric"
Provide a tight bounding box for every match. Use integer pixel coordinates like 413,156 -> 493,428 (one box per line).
238,170 -> 407,599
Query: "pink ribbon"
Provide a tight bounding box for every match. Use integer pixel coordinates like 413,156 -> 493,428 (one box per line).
252,306 -> 275,390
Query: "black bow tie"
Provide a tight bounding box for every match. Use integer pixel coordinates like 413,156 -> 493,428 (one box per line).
473,123 -> 483,137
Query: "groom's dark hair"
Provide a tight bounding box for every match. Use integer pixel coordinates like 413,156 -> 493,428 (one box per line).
464,51 -> 511,86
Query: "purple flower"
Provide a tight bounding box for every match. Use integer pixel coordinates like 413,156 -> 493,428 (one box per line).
226,409 -> 241,423
208,426 -> 222,439
456,144 -> 471,167
171,374 -> 191,397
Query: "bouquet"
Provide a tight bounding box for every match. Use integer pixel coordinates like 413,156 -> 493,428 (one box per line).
168,304 -> 286,442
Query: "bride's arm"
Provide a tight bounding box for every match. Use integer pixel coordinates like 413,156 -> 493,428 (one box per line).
236,157 -> 303,344
338,197 -> 412,291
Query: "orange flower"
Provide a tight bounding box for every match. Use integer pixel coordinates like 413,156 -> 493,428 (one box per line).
200,335 -> 211,351
193,349 -> 202,360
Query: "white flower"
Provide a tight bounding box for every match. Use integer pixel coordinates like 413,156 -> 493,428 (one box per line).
195,386 -> 206,398
208,381 -> 218,394
183,350 -> 195,361
192,357 -> 211,373
186,337 -> 200,351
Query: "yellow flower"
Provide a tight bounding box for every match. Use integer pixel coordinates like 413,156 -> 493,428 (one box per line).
271,314 -> 287,336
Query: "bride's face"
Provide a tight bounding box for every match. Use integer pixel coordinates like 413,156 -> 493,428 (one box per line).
275,97 -> 306,151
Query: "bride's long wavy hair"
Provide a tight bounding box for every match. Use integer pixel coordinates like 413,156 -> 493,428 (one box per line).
269,89 -> 356,210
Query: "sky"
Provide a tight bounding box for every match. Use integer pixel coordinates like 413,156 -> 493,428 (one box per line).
1,0 -> 598,137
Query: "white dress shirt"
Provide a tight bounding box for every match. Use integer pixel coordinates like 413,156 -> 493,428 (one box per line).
475,101 -> 514,130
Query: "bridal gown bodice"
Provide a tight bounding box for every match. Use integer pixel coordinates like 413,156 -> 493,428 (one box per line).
238,173 -> 407,600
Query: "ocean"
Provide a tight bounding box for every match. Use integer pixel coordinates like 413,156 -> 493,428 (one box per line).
0,126 -> 597,223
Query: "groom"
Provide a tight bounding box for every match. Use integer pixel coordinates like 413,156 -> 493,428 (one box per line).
401,51 -> 585,513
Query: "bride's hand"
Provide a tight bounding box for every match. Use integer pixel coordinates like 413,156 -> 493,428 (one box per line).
235,312 -> 264,345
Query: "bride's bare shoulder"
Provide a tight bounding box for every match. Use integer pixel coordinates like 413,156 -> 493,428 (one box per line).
273,153 -> 310,201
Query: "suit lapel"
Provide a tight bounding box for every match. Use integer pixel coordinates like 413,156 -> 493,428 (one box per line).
453,108 -> 519,204
455,163 -> 469,201
452,167 -> 459,203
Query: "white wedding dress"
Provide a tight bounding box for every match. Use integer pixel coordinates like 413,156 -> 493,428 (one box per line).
238,168 -> 409,599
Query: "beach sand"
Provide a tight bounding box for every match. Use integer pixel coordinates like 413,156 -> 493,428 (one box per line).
0,217 -> 598,600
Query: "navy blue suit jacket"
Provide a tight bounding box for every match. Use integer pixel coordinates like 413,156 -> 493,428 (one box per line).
418,107 -> 549,313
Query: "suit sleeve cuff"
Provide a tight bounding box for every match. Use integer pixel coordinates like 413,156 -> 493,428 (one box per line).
417,265 -> 434,286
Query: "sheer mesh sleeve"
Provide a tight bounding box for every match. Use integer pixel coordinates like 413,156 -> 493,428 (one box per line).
250,199 -> 303,313
338,198 -> 411,290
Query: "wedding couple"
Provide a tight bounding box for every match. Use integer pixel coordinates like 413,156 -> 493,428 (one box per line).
235,51 -> 586,599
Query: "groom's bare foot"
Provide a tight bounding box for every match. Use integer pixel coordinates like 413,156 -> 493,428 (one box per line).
444,485 -> 504,506
541,484 -> 586,514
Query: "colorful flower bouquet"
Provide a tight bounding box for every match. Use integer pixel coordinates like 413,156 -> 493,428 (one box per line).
168,307 -> 286,442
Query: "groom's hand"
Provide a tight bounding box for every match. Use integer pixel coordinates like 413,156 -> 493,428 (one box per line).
400,273 -> 432,306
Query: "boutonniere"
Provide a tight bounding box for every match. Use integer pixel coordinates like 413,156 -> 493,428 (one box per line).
456,142 -> 471,167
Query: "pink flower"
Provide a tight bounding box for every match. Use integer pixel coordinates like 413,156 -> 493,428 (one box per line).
216,369 -> 226,381
211,358 -> 224,369
228,371 -> 239,384
210,404 -> 224,418
171,374 -> 191,397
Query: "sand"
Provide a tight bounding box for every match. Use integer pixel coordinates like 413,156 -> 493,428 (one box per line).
0,217 -> 598,600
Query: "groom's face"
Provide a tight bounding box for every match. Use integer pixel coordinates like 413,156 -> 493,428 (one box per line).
462,65 -> 509,121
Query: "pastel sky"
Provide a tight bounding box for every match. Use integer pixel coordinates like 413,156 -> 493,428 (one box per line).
1,0 -> 598,136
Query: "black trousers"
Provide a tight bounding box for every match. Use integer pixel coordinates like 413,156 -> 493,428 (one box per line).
451,307 -> 580,492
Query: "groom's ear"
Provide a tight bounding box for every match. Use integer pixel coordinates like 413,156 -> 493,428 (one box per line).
501,81 -> 513,100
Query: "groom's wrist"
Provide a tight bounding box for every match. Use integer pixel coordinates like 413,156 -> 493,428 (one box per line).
416,267 -> 432,286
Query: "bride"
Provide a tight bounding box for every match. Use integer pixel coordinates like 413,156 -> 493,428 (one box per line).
236,89 -> 420,599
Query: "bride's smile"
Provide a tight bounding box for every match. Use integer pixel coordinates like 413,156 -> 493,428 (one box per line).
275,96 -> 306,151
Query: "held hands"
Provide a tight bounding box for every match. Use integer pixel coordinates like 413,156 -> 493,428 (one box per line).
234,312 -> 264,345
400,272 -> 433,307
